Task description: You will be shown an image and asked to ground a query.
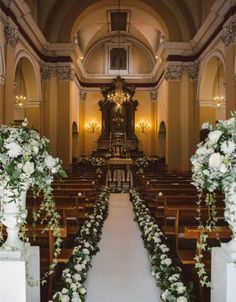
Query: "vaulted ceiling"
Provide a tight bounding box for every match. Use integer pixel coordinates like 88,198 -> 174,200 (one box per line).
24,0 -> 214,60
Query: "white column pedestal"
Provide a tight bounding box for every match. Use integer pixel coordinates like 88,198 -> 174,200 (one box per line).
211,243 -> 236,302
0,246 -> 40,302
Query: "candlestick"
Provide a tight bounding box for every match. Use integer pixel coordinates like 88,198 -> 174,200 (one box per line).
109,131 -> 112,142
124,132 -> 126,142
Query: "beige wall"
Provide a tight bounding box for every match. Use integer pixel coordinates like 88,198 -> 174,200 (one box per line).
135,91 -> 152,155
84,91 -> 102,154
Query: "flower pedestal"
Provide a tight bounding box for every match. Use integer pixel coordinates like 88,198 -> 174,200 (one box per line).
0,245 -> 40,302
211,244 -> 236,302
0,188 -> 28,257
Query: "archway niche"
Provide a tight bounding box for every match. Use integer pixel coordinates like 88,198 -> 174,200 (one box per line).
158,121 -> 166,160
14,57 -> 40,131
198,55 -> 226,133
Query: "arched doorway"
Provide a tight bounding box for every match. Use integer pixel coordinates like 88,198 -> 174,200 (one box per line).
72,121 -> 79,161
158,121 -> 166,160
198,54 -> 226,133
14,56 -> 40,130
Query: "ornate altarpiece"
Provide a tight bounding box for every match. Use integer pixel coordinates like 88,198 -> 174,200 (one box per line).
97,78 -> 141,157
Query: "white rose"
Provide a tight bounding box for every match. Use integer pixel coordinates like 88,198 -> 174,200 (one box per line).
82,248 -> 90,255
44,155 -> 56,169
177,285 -> 186,294
73,274 -> 81,281
219,164 -> 228,174
208,130 -> 222,145
177,297 -> 188,302
75,264 -> 83,272
196,146 -> 208,155
5,142 -> 23,158
61,295 -> 70,302
22,162 -> 34,175
162,257 -> 172,266
62,288 -> 68,294
161,289 -> 170,300
32,145 -> 39,154
209,153 -> 221,169
221,141 -> 236,155
79,287 -> 86,295
65,277 -> 72,284
72,295 -> 82,302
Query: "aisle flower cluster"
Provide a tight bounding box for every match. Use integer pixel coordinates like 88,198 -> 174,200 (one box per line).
52,187 -> 110,302
130,189 -> 192,302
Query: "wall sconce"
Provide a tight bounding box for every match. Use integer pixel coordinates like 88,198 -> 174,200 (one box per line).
87,121 -> 99,133
136,121 -> 150,133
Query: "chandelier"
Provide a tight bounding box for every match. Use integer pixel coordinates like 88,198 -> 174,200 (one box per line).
107,76 -> 131,106
212,58 -> 224,107
15,61 -> 26,108
106,0 -> 131,106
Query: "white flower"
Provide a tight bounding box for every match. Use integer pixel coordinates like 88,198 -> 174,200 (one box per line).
62,288 -> 68,294
61,295 -> 70,302
82,248 -> 90,255
177,285 -> 186,294
75,264 -> 83,272
162,257 -> 172,266
177,297 -> 188,302
73,273 -> 82,281
161,289 -> 170,300
221,141 -> 236,155
65,277 -> 72,284
22,161 -> 34,175
208,130 -> 222,145
72,295 -> 82,302
219,164 -> 228,174
209,153 -> 221,169
5,142 -> 23,158
196,146 -> 208,156
79,287 -> 86,295
44,155 -> 56,169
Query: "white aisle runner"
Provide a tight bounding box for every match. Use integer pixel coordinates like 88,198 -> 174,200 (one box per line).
86,193 -> 161,302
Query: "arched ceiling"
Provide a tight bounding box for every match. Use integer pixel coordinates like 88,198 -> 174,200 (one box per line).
25,0 -> 205,59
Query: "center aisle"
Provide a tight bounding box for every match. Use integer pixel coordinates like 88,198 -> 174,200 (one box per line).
85,193 -> 161,302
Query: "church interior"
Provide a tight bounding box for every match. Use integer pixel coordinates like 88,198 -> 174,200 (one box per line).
0,0 -> 236,301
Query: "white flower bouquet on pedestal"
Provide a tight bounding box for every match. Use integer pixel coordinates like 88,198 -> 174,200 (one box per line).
190,113 -> 236,286
0,119 -> 67,281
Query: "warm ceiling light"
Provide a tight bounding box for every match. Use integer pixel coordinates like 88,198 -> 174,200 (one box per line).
155,55 -> 159,60
80,56 -> 84,60
107,76 -> 131,106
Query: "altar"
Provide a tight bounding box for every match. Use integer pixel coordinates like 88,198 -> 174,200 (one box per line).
107,157 -> 133,165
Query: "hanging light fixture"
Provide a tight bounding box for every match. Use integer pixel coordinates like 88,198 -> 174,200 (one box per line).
212,58 -> 224,108
107,0 -> 131,106
15,61 -> 26,108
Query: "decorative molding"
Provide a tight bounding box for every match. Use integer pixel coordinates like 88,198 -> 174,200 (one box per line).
80,91 -> 87,102
185,63 -> 199,80
164,65 -> 183,81
150,90 -> 158,101
40,66 -> 51,81
4,25 -> 19,49
56,66 -> 75,81
221,21 -> 236,47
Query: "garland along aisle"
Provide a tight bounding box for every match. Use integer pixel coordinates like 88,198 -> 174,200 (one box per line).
52,187 -> 110,302
130,189 -> 193,302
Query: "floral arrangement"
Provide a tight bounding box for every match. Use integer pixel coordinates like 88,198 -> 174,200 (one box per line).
0,119 -> 67,282
52,187 -> 110,302
77,156 -> 105,167
135,157 -> 151,169
135,156 -> 159,170
130,189 -> 192,302
190,114 -> 236,287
